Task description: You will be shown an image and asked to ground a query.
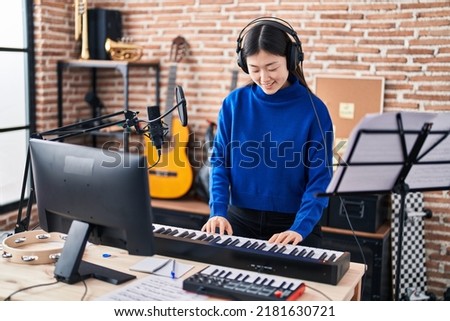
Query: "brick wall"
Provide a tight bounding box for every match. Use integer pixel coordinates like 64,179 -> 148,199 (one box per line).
3,0 -> 449,298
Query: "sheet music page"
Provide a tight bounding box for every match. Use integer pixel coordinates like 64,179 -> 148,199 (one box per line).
96,274 -> 208,301
406,164 -> 450,190
326,111 -> 444,194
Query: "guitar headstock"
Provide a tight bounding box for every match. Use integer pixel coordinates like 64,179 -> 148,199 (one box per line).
170,36 -> 189,63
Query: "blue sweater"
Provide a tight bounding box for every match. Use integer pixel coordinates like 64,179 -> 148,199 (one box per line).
209,77 -> 334,239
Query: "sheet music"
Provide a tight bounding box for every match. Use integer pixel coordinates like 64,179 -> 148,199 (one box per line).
96,274 -> 208,301
327,111 -> 450,194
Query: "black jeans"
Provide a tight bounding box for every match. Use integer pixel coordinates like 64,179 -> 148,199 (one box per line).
227,205 -> 322,248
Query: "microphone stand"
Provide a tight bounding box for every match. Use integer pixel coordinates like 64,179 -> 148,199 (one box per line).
15,96 -> 187,234
15,110 -> 140,233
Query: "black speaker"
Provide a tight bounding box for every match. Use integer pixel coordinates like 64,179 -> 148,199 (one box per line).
88,9 -> 122,60
325,194 -> 391,233
322,229 -> 392,300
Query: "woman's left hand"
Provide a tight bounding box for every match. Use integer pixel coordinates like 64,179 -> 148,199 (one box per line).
268,230 -> 303,246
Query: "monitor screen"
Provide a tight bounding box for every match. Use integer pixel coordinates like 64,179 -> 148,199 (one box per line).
29,138 -> 154,285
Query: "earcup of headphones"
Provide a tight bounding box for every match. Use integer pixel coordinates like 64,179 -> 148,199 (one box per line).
288,42 -> 303,71
237,49 -> 249,74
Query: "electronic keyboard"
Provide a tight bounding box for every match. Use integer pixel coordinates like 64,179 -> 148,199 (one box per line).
152,224 -> 350,285
183,265 -> 306,301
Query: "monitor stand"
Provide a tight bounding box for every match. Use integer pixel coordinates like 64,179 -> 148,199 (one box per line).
54,220 -> 136,285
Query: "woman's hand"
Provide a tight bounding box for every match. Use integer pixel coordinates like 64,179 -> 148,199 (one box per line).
201,216 -> 233,235
268,230 -> 303,246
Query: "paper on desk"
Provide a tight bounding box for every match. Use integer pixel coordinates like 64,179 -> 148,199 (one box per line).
130,257 -> 194,279
96,274 -> 208,301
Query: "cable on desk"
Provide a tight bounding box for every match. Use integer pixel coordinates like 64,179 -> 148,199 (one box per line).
80,280 -> 88,301
3,280 -> 60,301
305,284 -> 333,301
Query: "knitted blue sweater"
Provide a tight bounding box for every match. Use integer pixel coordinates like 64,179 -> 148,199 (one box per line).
209,77 -> 333,239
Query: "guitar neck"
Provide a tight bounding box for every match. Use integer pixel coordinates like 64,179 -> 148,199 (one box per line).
165,64 -> 178,134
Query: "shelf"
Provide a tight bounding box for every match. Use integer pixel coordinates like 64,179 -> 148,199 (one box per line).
57,59 -> 160,151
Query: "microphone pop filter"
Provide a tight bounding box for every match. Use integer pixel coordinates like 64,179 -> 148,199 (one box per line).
175,85 -> 188,127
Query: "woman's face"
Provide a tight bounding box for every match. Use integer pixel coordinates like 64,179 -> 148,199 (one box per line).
246,50 -> 290,95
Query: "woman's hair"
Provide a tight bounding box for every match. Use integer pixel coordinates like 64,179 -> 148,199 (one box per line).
241,23 -> 309,90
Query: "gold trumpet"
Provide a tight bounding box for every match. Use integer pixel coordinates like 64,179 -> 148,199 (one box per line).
105,38 -> 143,62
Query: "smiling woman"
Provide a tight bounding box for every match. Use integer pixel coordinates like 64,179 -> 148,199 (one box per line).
202,17 -> 334,249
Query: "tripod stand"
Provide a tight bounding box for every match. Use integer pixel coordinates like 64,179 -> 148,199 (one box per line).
324,111 -> 450,301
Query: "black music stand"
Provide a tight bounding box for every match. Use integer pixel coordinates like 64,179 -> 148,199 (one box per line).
323,111 -> 450,301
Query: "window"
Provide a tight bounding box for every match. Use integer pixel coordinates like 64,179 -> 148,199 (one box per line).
0,0 -> 35,214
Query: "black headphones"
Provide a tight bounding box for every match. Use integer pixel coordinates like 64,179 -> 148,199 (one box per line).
236,17 -> 304,74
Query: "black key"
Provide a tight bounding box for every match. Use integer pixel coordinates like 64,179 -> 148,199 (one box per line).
229,239 -> 240,246
268,244 -> 278,252
196,234 -> 208,241
241,240 -> 252,248
178,231 -> 189,238
168,229 -> 179,236
249,242 -> 259,249
318,252 -> 327,261
221,238 -> 233,246
256,243 -> 266,250
288,248 -> 299,256
209,236 -> 222,243
204,235 -> 215,242
327,253 -> 337,262
185,232 -> 197,239
277,246 -> 287,254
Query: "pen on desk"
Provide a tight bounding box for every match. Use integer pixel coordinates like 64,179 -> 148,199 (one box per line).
151,259 -> 171,274
171,259 -> 176,279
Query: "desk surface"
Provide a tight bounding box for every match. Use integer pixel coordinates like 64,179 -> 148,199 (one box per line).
0,243 -> 365,301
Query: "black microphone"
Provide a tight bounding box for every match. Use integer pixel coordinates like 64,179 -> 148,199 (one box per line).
175,85 -> 188,127
147,105 -> 164,155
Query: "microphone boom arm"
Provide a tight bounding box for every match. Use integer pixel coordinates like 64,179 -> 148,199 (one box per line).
15,110 -> 140,233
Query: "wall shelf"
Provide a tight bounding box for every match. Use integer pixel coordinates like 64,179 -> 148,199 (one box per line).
57,59 -> 160,151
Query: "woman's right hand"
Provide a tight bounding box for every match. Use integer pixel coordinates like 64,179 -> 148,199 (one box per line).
201,216 -> 233,236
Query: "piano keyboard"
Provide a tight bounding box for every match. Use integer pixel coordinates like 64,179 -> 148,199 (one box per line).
152,224 -> 350,285
183,265 -> 306,301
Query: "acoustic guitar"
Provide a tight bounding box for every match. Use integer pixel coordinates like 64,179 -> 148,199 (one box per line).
145,36 -> 193,199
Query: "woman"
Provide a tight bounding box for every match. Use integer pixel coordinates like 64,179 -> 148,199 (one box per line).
202,17 -> 333,247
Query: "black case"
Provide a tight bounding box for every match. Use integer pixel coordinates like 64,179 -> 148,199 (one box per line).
88,9 -> 122,60
324,194 -> 391,233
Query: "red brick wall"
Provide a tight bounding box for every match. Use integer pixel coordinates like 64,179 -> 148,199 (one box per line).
4,0 -> 449,298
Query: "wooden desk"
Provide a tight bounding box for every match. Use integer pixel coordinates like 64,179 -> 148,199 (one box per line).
0,244 -> 365,301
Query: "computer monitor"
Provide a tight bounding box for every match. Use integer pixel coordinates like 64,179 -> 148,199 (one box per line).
29,138 -> 154,285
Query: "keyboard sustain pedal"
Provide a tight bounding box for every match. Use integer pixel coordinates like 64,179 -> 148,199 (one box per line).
183,266 -> 306,301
